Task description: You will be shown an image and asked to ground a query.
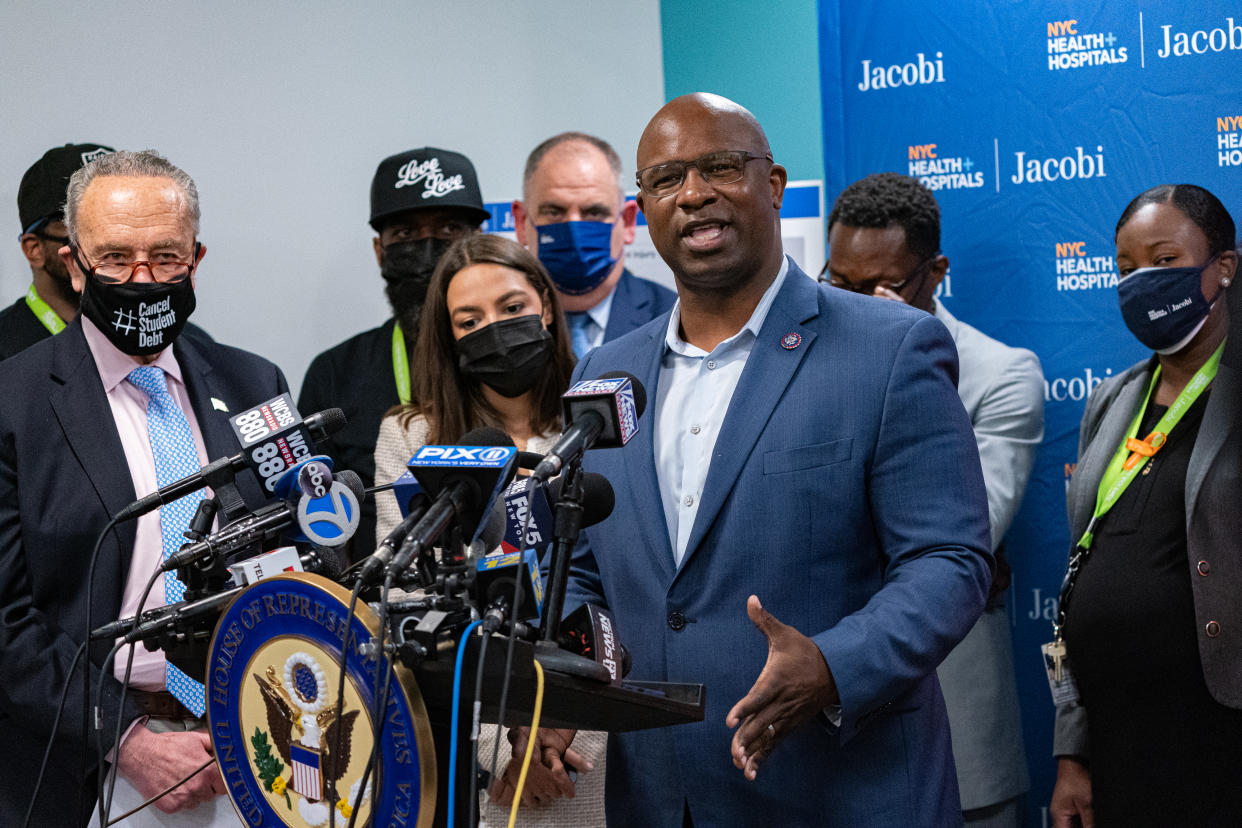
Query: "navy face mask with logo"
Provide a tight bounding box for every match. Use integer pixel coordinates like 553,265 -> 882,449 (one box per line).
535,221 -> 618,295
1117,256 -> 1220,354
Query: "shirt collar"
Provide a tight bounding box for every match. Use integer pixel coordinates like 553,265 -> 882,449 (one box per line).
573,283 -> 616,335
81,315 -> 184,393
663,254 -> 791,358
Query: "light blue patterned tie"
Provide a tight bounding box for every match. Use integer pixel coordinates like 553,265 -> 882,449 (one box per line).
566,312 -> 598,359
126,365 -> 206,717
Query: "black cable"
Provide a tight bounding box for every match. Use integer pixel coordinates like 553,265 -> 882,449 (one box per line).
99,567 -> 162,825
488,478 -> 540,782
469,632 -> 491,826
21,641 -> 86,828
93,639 -> 125,827
327,578 -> 364,828
348,567 -> 397,828
80,514 -> 121,823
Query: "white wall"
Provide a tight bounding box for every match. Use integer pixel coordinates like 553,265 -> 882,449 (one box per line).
0,1 -> 665,396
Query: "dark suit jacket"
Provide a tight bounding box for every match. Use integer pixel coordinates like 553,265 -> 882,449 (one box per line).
1054,345 -> 1242,757
565,262 -> 993,827
0,318 -> 286,825
601,269 -> 676,343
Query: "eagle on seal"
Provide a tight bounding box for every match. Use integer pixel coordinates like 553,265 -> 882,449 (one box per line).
254,666 -> 360,803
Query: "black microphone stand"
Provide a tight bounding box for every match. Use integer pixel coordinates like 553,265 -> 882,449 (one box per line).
534,459 -> 610,681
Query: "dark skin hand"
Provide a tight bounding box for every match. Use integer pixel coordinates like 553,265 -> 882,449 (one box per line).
1050,756 -> 1094,828
725,595 -> 838,780
487,726 -> 592,807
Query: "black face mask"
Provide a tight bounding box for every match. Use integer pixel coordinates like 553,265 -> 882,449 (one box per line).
454,314 -> 553,398
382,238 -> 452,329
79,274 -> 196,356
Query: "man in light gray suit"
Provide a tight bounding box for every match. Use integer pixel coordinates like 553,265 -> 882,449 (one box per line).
824,173 -> 1044,827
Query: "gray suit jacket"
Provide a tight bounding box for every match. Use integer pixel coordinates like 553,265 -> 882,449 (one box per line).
934,300 -> 1044,809
1054,348 -> 1242,757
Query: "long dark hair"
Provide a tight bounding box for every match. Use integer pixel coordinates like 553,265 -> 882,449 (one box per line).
396,234 -> 575,444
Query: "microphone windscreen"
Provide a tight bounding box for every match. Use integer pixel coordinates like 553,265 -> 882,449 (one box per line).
459,426 -> 514,446
335,470 -> 366,500
308,407 -> 348,440
599,370 -> 647,417
546,472 -> 615,528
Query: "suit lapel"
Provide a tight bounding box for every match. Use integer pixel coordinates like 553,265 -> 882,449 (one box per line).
174,335 -> 236,459
1071,369 -> 1150,535
605,270 -> 647,340
677,264 -> 818,573
619,325 -> 677,584
1186,360 -> 1238,523
47,321 -> 139,563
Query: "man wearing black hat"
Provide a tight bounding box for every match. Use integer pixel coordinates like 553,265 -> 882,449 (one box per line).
1,143 -> 113,361
299,147 -> 489,558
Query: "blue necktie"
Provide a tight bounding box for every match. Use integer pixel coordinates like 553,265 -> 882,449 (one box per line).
566,312 -> 599,358
126,366 -> 207,717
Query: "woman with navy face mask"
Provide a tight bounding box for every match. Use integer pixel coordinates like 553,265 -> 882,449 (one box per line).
1051,184 -> 1242,828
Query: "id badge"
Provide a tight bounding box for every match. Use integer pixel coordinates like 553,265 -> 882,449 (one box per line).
1041,640 -> 1080,706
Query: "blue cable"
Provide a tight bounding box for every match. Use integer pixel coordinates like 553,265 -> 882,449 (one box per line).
448,620 -> 482,828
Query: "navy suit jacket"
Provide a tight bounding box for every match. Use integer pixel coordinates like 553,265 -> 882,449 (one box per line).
565,262 -> 993,827
601,268 -> 676,343
0,318 -> 287,825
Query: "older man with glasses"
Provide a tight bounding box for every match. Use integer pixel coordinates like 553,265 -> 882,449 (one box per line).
0,149 -> 290,826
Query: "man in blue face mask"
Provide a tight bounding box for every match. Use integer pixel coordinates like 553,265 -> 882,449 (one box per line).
514,132 -> 675,358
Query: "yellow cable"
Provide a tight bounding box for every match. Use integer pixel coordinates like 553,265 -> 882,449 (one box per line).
507,659 -> 545,828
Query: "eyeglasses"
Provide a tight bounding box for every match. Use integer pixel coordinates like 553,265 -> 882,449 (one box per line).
635,150 -> 773,198
73,241 -> 200,285
821,254 -> 937,295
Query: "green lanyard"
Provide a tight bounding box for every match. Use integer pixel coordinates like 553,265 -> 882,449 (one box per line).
392,320 -> 411,405
1077,339 -> 1225,550
25,283 -> 66,335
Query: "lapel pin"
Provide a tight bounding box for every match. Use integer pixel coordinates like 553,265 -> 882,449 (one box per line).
211,397 -> 229,412
780,332 -> 802,350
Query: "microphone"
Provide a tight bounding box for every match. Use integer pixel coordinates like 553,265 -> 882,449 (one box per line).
532,372 -> 646,481
559,603 -> 631,684
385,427 -> 519,578
356,478 -> 431,586
475,548 -> 544,632
91,546 -> 343,641
499,472 -> 615,555
113,405 -> 347,521
158,470 -> 364,573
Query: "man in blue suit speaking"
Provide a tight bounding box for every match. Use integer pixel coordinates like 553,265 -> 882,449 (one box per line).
509,94 -> 996,826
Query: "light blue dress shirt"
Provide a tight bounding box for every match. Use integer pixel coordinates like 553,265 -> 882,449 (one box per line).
654,255 -> 791,566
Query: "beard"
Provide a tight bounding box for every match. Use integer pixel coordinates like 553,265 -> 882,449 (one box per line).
42,242 -> 79,308
385,276 -> 429,336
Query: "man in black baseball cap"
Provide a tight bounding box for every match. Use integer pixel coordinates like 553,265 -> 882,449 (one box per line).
1,142 -> 113,360
299,146 -> 488,559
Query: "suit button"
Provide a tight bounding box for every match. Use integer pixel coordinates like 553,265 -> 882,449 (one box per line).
668,610 -> 686,631
1197,560 -> 1211,576
1206,620 -> 1221,638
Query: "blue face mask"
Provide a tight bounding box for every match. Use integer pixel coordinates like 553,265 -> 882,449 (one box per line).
1117,257 -> 1220,354
535,220 -> 618,295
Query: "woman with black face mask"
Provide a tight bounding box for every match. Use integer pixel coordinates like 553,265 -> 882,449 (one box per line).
373,234 -> 607,824
374,233 -> 575,536
1050,184 -> 1242,828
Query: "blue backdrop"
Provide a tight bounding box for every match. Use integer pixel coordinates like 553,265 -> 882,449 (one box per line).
818,2 -> 1242,824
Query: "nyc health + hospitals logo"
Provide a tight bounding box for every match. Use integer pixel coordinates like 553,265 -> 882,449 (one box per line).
1045,18 -> 1128,70
1050,239 -> 1117,292
905,143 -> 983,191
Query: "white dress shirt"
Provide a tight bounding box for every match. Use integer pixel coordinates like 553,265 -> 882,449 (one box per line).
653,255 -> 790,566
